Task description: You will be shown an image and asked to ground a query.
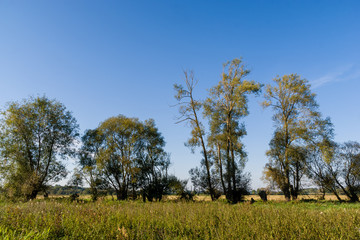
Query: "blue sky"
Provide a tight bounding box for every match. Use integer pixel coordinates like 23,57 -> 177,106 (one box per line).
0,1 -> 359,189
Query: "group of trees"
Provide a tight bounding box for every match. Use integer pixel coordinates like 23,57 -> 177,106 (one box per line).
175,59 -> 360,203
262,74 -> 360,202
0,97 -> 182,201
74,115 -> 172,201
0,58 -> 359,202
174,59 -> 261,203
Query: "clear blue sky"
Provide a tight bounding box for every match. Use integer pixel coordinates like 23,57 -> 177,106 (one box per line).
1,1 -> 359,189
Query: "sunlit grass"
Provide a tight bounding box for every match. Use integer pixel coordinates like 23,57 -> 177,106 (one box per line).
1,198 -> 360,239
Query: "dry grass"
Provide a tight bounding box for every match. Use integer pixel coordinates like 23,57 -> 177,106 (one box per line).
244,194 -> 347,201
192,194 -> 348,202
39,194 -> 348,202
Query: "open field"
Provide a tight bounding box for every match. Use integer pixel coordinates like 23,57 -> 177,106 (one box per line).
1,199 -> 360,239
169,194 -> 347,202
39,194 -> 347,202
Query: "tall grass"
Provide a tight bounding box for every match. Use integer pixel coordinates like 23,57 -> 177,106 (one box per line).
1,199 -> 360,239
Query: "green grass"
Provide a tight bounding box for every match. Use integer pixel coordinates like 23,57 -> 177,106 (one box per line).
1,199 -> 360,239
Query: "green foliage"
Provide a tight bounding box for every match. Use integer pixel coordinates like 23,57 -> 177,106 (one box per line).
47,185 -> 90,196
135,119 -> 170,202
95,115 -> 144,200
263,75 -> 327,200
0,96 -> 79,200
166,175 -> 194,200
1,200 -> 360,239
311,141 -> 360,202
204,58 -> 261,203
76,129 -> 107,201
78,115 -> 170,201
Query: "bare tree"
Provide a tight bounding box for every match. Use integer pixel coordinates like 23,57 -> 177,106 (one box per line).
174,70 -> 215,201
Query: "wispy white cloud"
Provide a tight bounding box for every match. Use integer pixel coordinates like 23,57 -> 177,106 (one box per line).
311,64 -> 360,89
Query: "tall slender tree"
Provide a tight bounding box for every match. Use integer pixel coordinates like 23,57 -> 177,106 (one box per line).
262,74 -> 321,200
174,70 -> 216,201
204,58 -> 261,203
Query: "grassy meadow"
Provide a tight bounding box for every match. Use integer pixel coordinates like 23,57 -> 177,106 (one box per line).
1,196 -> 360,239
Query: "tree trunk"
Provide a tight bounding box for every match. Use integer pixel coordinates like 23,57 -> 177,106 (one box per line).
230,142 -> 237,192
348,187 -> 359,202
200,136 -> 215,201
284,125 -> 291,201
284,170 -> 291,201
291,161 -> 300,200
142,189 -> 147,202
225,138 -> 232,202
116,192 -> 127,200
230,142 -> 240,203
189,89 -> 215,201
217,143 -> 227,196
116,187 -> 128,200
333,177 -> 353,202
27,189 -> 39,201
90,186 -> 98,201
319,186 -> 325,200
225,119 -> 233,203
332,190 -> 343,202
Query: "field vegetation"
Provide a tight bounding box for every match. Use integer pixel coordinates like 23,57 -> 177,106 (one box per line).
1,58 -> 360,239
1,198 -> 360,240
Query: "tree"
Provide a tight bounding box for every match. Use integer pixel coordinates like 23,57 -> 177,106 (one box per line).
307,140 -> 360,202
174,70 -> 216,201
204,58 -> 261,203
206,110 -> 228,196
264,130 -> 308,200
95,115 -> 170,201
335,141 -> 360,202
0,96 -> 79,200
96,115 -> 142,200
303,118 -> 344,201
262,74 -> 321,200
135,119 -> 170,202
166,175 -> 195,201
335,141 -> 360,201
76,129 -> 107,201
305,137 -> 343,201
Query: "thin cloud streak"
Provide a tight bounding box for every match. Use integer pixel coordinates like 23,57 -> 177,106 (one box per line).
311,65 -> 360,89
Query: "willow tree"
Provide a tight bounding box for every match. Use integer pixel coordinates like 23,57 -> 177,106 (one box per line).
305,136 -> 342,201
174,70 -> 216,201
135,119 -> 170,202
302,117 -> 342,200
76,129 -> 106,201
334,141 -> 360,202
262,74 -> 321,200
0,96 -> 79,200
94,115 -> 170,201
96,115 -> 143,200
204,58 -> 261,203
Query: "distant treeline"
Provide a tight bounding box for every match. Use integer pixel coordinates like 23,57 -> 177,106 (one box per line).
0,58 -> 359,203
47,185 -> 90,196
